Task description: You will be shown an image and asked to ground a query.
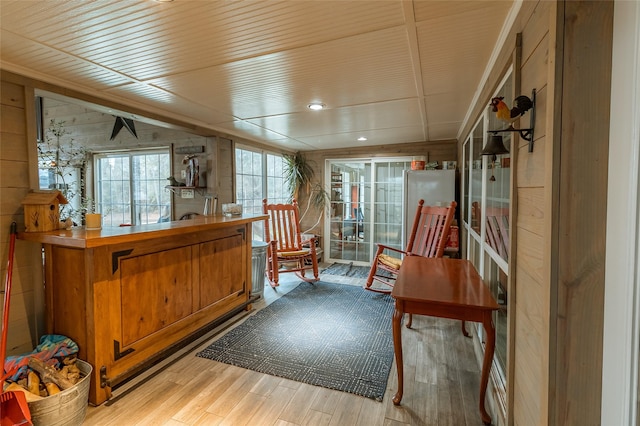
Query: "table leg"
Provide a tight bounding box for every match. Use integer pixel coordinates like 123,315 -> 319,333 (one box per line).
479,311 -> 496,425
461,320 -> 470,337
392,303 -> 404,405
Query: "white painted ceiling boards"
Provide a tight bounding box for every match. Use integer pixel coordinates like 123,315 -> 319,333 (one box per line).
0,0 -> 513,151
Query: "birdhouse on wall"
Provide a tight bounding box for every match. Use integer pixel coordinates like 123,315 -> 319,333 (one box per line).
21,190 -> 68,232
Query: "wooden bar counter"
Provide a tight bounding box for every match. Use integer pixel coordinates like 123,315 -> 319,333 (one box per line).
18,214 -> 266,405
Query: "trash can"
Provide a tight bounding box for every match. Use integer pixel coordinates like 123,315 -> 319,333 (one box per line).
251,241 -> 268,299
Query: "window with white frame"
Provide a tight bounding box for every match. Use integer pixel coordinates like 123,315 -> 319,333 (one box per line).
94,149 -> 171,226
266,153 -> 288,205
235,147 -> 287,240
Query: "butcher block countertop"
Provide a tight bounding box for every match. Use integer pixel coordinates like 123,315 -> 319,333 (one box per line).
17,213 -> 267,248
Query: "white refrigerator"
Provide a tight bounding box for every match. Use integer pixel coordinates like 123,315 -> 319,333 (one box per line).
403,169 -> 456,246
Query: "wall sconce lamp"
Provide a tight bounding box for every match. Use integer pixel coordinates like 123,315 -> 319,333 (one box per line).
486,88 -> 536,152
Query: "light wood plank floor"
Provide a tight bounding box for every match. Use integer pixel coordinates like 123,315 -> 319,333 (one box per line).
84,267 -> 485,425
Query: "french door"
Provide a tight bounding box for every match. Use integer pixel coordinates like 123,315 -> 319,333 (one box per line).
325,158 -> 411,264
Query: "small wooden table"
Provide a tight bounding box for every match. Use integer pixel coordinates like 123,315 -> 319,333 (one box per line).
391,256 -> 499,425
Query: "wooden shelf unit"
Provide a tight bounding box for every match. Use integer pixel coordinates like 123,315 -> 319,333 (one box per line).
164,185 -> 209,196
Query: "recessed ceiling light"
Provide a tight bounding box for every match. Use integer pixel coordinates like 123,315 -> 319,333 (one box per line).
308,103 -> 325,111
357,136 -> 368,141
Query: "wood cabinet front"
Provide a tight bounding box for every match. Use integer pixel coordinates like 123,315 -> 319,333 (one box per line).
20,215 -> 263,405
119,245 -> 194,346
198,233 -> 245,308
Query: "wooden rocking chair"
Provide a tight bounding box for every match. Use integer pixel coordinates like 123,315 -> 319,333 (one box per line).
485,206 -> 509,260
365,200 -> 457,294
263,198 -> 320,288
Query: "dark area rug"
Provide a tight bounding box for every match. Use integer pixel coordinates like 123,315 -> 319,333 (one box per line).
196,281 -> 394,401
322,262 -> 393,279
322,262 -> 373,278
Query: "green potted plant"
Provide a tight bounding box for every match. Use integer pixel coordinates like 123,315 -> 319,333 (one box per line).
283,152 -> 329,234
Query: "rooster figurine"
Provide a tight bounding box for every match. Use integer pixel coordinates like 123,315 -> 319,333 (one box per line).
490,95 -> 534,126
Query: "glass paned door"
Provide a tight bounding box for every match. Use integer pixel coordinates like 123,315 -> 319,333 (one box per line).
462,70 -> 513,388
325,158 -> 411,265
484,251 -> 508,370
485,77 -> 512,263
480,76 -> 512,383
470,123 -> 484,237
373,161 -> 410,254
328,162 -> 371,263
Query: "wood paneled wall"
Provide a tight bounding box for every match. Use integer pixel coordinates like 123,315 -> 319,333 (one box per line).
0,78 -> 45,355
215,137 -> 235,206
457,1 -> 613,424
514,2 -> 554,425
552,2 -> 612,424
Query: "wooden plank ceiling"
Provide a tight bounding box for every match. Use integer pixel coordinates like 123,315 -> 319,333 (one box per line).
0,0 -> 512,151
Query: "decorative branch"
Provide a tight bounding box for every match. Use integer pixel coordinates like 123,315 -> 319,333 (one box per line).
38,119 -> 88,223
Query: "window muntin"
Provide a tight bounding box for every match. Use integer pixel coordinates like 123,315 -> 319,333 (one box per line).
94,149 -> 171,226
235,148 -> 264,216
266,153 -> 287,205
485,78 -> 512,263
462,69 -> 513,390
234,147 -> 286,240
328,161 -> 373,263
470,122 -> 484,238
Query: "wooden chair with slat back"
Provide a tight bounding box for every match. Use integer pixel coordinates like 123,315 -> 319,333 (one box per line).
485,207 -> 509,260
365,200 -> 457,295
263,198 -> 320,288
